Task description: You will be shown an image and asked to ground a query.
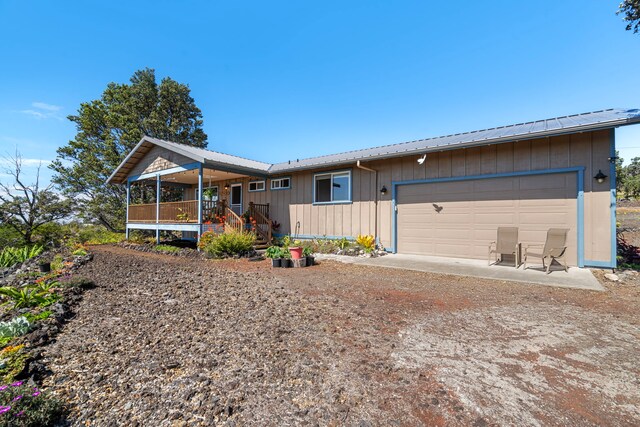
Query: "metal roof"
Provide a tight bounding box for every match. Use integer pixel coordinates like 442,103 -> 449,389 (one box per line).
268,108 -> 640,173
108,108 -> 640,184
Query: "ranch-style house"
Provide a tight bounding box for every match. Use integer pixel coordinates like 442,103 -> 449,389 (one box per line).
107,108 -> 640,268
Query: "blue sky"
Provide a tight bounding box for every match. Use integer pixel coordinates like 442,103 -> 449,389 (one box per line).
0,1 -> 639,186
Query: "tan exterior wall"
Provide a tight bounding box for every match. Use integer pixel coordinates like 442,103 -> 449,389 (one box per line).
129,146 -> 194,177
180,129 -> 613,264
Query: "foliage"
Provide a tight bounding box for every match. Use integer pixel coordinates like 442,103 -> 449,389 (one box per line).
0,381 -> 64,426
271,220 -> 281,231
618,0 -> 640,33
71,248 -> 88,256
202,230 -> 256,258
57,275 -> 94,289
0,346 -> 28,384
0,246 -> 43,269
77,225 -> 125,245
50,255 -> 65,273
197,231 -> 217,251
0,226 -> 22,250
0,318 -> 31,340
154,244 -> 180,253
302,246 -> 313,257
0,285 -> 59,310
0,152 -> 74,246
50,68 -> 208,232
356,234 -> 376,253
265,246 -> 284,259
334,237 -> 350,250
23,311 -> 52,324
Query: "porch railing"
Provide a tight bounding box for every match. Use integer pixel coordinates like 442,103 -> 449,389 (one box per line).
128,203 -> 156,222
158,200 -> 199,223
248,202 -> 272,243
224,206 -> 245,233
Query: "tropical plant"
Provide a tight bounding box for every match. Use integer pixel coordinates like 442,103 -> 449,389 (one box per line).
356,234 -> 376,253
0,246 -> 43,268
0,317 -> 31,339
0,286 -> 59,310
0,381 -> 64,426
334,237 -> 350,250
202,230 -> 256,258
265,246 -> 284,259
302,246 -> 313,257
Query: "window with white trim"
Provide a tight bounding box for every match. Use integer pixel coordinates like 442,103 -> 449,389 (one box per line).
248,180 -> 265,192
270,177 -> 290,190
314,170 -> 351,203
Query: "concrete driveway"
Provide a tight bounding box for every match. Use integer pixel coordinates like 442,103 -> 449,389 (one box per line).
315,253 -> 604,291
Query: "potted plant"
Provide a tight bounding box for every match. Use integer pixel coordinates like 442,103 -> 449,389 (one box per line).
265,246 -> 283,267
288,239 -> 303,260
281,251 -> 292,268
303,246 -> 314,266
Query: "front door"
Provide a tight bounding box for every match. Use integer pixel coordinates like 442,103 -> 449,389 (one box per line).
230,183 -> 242,216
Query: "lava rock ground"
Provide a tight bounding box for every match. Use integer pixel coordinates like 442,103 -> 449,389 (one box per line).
43,246 -> 640,426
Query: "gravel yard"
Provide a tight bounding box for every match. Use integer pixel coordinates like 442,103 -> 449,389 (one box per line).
43,246 -> 640,426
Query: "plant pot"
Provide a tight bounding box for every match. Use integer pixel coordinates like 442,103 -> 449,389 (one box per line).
281,258 -> 291,268
271,258 -> 281,268
289,246 -> 303,260
306,256 -> 314,266
39,262 -> 51,273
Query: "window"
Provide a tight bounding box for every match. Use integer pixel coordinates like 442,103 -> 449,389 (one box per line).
248,180 -> 265,192
196,186 -> 218,202
314,170 -> 351,204
271,177 -> 291,190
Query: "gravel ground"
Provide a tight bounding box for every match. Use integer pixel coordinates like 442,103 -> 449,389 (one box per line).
43,246 -> 640,426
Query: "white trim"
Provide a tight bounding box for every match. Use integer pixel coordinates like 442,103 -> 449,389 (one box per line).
270,177 -> 291,190
248,180 -> 266,192
313,169 -> 352,204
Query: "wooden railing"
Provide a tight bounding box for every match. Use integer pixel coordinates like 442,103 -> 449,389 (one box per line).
224,206 -> 245,233
248,202 -> 272,243
159,200 -> 199,223
128,203 -> 156,223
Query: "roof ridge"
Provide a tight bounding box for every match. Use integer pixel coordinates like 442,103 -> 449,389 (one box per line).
270,108 -> 619,167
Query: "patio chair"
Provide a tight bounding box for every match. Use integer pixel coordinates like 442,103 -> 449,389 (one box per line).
523,228 -> 569,274
488,227 -> 519,267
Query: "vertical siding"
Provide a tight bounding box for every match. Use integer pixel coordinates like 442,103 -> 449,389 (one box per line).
176,130 -> 612,262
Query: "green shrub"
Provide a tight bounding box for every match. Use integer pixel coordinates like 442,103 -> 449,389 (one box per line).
77,225 -> 125,245
49,255 -> 64,273
0,246 -> 43,268
0,317 -> 31,339
154,244 -> 180,253
0,381 -> 64,426
202,231 -> 256,258
23,311 -> 52,324
0,286 -> 59,310
0,345 -> 28,384
265,246 -> 284,259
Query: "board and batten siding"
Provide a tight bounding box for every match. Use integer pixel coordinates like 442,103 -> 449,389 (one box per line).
171,129 -> 613,264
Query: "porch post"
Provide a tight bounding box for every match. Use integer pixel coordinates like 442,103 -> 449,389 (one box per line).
156,174 -> 160,244
125,180 -> 131,240
197,164 -> 203,248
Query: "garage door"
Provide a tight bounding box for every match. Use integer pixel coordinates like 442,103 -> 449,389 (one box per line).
396,174 -> 578,265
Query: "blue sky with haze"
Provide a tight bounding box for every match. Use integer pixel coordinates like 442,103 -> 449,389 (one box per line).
0,1 -> 639,186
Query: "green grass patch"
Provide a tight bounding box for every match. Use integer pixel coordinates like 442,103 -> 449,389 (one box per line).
154,244 -> 181,253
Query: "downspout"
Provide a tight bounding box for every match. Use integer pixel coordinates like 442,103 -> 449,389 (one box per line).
356,161 -> 379,242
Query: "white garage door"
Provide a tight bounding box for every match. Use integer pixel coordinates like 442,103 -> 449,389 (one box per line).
396,174 -> 578,265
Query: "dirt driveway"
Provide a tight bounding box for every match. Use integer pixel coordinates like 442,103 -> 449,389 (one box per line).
43,246 -> 639,426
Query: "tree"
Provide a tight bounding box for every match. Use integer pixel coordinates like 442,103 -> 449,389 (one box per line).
0,152 -> 73,246
50,68 -> 208,231
618,0 -> 640,33
614,151 -> 626,196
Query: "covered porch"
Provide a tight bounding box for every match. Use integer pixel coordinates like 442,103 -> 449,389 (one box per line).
125,163 -> 272,246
